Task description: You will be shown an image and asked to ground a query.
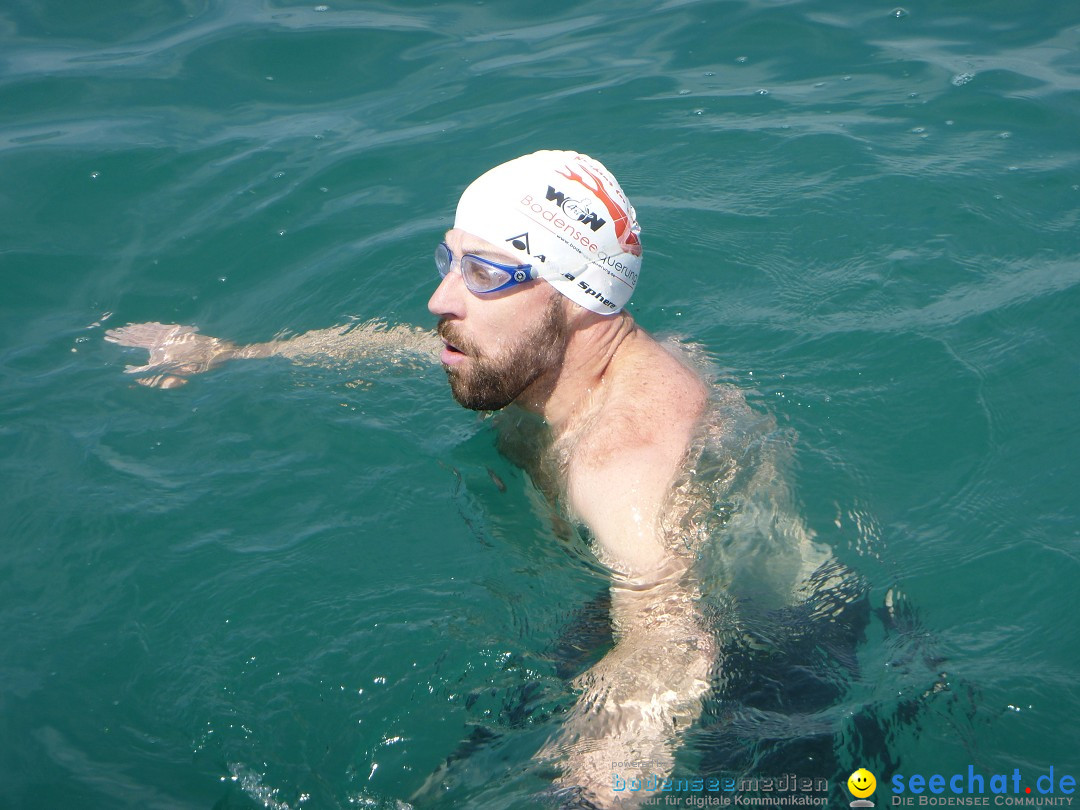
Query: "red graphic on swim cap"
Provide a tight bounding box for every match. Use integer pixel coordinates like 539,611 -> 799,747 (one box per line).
557,163 -> 642,257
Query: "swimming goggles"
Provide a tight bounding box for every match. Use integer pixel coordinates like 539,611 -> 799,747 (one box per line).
435,242 -> 539,294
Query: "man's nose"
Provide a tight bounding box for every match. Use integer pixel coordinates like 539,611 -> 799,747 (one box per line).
427,265 -> 467,319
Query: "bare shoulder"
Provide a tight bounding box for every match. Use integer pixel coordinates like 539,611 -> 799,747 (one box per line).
584,331 -> 707,464
562,332 -> 708,577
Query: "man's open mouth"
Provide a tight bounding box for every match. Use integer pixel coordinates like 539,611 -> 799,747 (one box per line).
437,320 -> 471,360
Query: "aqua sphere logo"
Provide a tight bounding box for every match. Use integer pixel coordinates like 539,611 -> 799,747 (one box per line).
890,766 -> 1076,806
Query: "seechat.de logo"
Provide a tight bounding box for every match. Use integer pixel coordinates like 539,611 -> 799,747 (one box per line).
849,768 -> 878,808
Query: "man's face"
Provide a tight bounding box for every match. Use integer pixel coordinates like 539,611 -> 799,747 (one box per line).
427,229 -> 569,411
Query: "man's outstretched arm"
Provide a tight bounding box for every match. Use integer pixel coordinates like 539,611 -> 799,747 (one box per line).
105,320 -> 441,387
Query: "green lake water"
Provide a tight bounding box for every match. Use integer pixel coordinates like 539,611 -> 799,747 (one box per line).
2,1 -> 1079,807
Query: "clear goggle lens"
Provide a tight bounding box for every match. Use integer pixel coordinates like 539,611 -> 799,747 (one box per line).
435,243 -> 534,294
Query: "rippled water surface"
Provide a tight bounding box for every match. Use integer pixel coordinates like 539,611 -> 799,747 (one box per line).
2,1 -> 1079,807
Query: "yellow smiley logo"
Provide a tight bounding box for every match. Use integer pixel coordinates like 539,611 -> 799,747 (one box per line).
848,768 -> 877,798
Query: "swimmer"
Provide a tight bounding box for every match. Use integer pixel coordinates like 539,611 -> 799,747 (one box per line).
107,151 -> 718,807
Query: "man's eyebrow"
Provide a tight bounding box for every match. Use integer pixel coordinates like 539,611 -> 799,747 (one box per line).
459,240 -> 521,262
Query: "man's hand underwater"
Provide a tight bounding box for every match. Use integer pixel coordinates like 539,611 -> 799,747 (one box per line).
104,322 -> 236,388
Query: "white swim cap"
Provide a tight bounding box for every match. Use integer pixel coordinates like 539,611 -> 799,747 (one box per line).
453,150 -> 642,315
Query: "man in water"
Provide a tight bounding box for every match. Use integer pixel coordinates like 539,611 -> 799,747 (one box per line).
107,151 -> 717,807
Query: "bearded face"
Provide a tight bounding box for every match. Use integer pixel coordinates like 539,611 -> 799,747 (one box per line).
437,294 -> 569,411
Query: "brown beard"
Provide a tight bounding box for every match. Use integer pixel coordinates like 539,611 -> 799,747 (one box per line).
438,295 -> 569,411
